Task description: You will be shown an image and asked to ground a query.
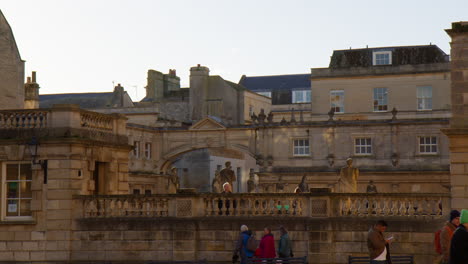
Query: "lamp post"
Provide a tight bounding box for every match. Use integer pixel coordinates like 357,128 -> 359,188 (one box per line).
27,136 -> 47,184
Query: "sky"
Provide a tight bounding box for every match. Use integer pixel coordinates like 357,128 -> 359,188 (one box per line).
2,0 -> 468,101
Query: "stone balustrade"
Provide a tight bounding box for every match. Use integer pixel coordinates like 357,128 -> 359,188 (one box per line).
0,110 -> 50,129
76,193 -> 450,219
0,104 -> 128,143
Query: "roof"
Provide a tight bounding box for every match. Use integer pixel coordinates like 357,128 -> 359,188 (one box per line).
238,74 -> 310,92
329,45 -> 449,68
39,93 -> 116,109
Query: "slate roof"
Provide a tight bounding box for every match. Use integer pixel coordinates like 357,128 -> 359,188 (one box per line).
329,45 -> 449,68
39,93 -> 115,109
238,74 -> 310,92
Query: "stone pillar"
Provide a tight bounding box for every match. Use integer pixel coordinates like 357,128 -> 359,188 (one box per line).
444,22 -> 468,210
189,65 -> 210,122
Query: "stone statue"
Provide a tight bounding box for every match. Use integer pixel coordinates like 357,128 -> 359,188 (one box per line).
338,158 -> 359,193
298,174 -> 309,193
247,169 -> 256,193
366,180 -> 378,193
212,169 -> 222,193
219,161 -> 236,189
276,176 -> 287,193
168,167 -> 180,194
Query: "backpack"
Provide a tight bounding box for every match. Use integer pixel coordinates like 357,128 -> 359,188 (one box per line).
434,226 -> 454,255
246,235 -> 258,252
434,229 -> 442,254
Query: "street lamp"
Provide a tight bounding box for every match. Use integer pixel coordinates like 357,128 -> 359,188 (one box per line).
27,136 -> 48,184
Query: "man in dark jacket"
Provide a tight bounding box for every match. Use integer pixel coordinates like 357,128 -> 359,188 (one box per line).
233,225 -> 254,264
449,209 -> 468,264
367,220 -> 392,264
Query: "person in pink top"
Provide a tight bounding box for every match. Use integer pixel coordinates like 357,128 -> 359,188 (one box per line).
258,226 -> 276,259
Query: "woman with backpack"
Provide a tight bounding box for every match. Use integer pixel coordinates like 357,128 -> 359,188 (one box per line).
233,225 -> 255,264
278,226 -> 293,258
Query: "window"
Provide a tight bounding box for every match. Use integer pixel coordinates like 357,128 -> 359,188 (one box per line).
133,189 -> 141,195
417,86 -> 432,110
292,90 -> 311,103
144,143 -> 151,159
133,141 -> 140,158
354,138 -> 372,155
293,139 -> 310,156
330,90 -> 345,113
419,136 -> 437,154
373,51 -> 392,65
144,190 -> 152,195
373,88 -> 388,111
257,91 -> 271,98
3,163 -> 32,218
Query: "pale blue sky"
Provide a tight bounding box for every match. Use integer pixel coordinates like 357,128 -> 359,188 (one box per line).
2,0 -> 467,101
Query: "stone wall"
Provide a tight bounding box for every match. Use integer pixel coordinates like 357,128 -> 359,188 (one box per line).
71,217 -> 442,264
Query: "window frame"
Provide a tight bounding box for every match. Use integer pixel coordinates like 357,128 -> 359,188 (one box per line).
292,138 -> 310,157
330,90 -> 345,114
354,137 -> 373,156
292,90 -> 311,103
372,51 -> 392,65
418,136 -> 438,155
144,142 -> 152,159
133,141 -> 140,158
373,87 -> 388,112
1,162 -> 34,221
417,86 -> 433,111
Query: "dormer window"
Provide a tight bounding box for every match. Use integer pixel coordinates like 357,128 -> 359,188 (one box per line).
373,51 -> 392,65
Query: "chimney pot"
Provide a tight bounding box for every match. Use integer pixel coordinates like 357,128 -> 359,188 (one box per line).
32,71 -> 36,83
27,77 -> 31,83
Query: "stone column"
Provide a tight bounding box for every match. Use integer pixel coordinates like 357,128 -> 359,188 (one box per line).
444,22 -> 468,210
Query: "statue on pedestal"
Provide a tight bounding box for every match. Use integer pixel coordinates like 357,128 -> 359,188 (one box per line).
168,167 -> 180,194
219,161 -> 236,190
247,169 -> 256,193
366,180 -> 378,193
212,169 -> 222,193
298,174 -> 309,193
338,158 -> 359,193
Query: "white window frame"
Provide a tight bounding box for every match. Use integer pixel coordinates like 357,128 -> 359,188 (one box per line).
417,86 -> 433,111
373,87 -> 388,112
133,141 -> 140,158
293,139 -> 310,157
330,90 -> 345,113
1,162 -> 34,221
292,90 -> 311,103
144,142 -> 152,159
418,136 -> 438,154
373,51 -> 392,65
354,137 -> 372,155
257,91 -> 271,98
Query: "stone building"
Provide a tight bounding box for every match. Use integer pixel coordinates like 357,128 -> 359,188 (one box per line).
0,8 -> 466,263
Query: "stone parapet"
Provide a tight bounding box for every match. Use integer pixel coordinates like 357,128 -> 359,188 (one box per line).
76,193 -> 450,220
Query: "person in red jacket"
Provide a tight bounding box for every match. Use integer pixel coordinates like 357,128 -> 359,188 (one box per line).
258,226 -> 276,259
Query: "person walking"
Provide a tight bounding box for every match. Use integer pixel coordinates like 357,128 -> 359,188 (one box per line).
367,220 -> 392,264
258,226 -> 276,259
233,225 -> 254,264
439,210 -> 460,264
449,209 -> 468,264
278,226 -> 292,258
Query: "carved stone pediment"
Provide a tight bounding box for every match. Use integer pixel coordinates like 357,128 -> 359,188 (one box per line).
189,117 -> 226,131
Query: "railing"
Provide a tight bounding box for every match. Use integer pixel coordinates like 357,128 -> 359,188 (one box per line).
80,111 -> 114,132
80,196 -> 169,218
335,194 -> 445,217
0,110 -> 49,129
76,193 -> 450,219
